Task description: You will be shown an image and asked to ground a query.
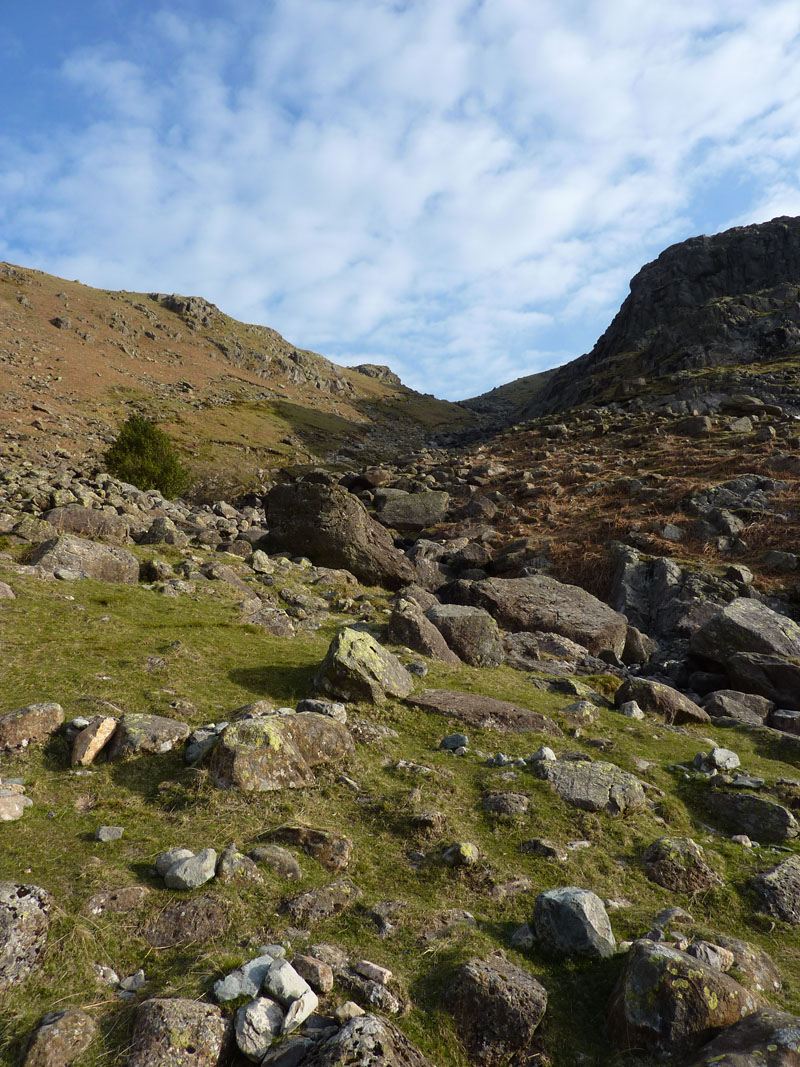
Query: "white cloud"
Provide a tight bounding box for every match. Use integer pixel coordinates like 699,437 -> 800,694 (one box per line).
2,0 -> 800,398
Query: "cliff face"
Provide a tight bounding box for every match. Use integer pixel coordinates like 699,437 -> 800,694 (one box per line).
527,215 -> 800,416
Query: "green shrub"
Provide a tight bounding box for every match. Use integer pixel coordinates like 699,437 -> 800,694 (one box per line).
104,414 -> 190,498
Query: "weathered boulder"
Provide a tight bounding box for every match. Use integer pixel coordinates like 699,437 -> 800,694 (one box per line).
42,505 -> 130,544
704,690 -> 774,725
106,714 -> 190,760
443,575 -> 627,656
728,653 -> 800,707
0,702 -> 64,752
163,849 -> 218,890
681,1007 -> 800,1066
375,490 -> 450,532
425,604 -> 504,666
30,534 -> 139,583
642,838 -> 722,895
265,482 -> 414,589
263,826 -> 352,872
209,712 -> 353,792
406,689 -> 562,736
126,998 -> 231,1067
608,939 -> 760,1058
234,996 -> 283,1061
442,956 -> 547,1067
315,628 -> 414,703
139,515 -> 188,547
533,887 -> 615,957
690,598 -> 800,666
143,895 -> 228,948
615,678 -> 710,725
751,856 -> 800,925
0,882 -> 53,992
300,1014 -> 434,1067
710,936 -> 782,994
283,878 -> 362,926
23,1009 -> 97,1067
388,599 -> 461,665
707,791 -> 799,843
531,759 -> 647,815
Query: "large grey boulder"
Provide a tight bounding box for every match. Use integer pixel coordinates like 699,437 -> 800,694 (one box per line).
442,956 -> 547,1067
315,628 -> 414,703
300,1014 -> 434,1067
388,599 -> 461,665
704,690 -> 774,724
23,1009 -> 98,1067
425,604 -> 504,666
690,598 -> 800,666
375,490 -> 450,532
42,504 -> 130,544
30,534 -> 139,583
615,678 -> 709,725
265,482 -> 414,589
751,855 -> 800,925
531,759 -> 647,815
442,575 -> 627,656
209,712 -> 353,792
707,791 -> 799,843
0,702 -> 64,752
728,653 -> 800,707
682,1007 -> 800,1066
608,939 -> 760,1058
126,998 -> 231,1066
533,887 -> 615,957
0,882 -> 53,992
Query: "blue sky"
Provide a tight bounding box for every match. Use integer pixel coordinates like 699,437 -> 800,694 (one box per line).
3,1 -> 800,399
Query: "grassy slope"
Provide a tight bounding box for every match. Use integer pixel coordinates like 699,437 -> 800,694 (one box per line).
1,545 -> 800,1065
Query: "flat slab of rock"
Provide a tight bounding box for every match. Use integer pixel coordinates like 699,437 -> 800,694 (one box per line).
209,712 -> 353,792
0,702 -> 64,752
23,1008 -> 97,1067
127,998 -> 231,1067
315,628 -> 414,704
405,689 -> 562,736
0,882 -> 53,992
71,715 -> 117,765
443,575 -> 628,656
283,878 -> 362,926
31,533 -> 139,583
532,759 -> 646,815
615,678 -> 710,725
442,956 -> 547,1067
106,714 -> 190,760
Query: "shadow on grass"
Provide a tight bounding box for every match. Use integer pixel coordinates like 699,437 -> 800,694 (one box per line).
227,663 -> 317,702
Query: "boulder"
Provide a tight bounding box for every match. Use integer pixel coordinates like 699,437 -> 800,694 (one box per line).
442,575 -> 627,656
533,887 -> 615,957
0,702 -> 64,751
710,936 -> 782,994
615,678 -> 710,725
751,855 -> 800,924
263,826 -> 352,872
106,714 -> 190,760
531,759 -> 647,815
265,483 -> 414,589
283,878 -> 362,926
608,939 -> 760,1058
405,689 -> 562,736
728,653 -> 800,707
42,505 -> 130,545
0,882 -> 53,992
681,1007 -> 800,1066
250,845 -> 303,881
315,628 -> 414,703
126,998 -> 231,1067
234,997 -> 283,1061
163,849 -> 218,890
387,599 -> 461,665
30,534 -> 139,583
23,1009 -> 97,1067
425,604 -> 504,667
442,956 -> 547,1067
642,838 -> 722,894
707,791 -> 799,843
374,490 -> 450,532
704,690 -> 774,725
690,598 -> 800,666
300,1014 -> 433,1067
209,712 -> 353,792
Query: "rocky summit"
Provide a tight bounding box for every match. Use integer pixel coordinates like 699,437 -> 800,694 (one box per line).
3,216 -> 800,1066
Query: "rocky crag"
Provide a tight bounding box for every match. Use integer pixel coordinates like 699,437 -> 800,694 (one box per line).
2,218 -> 800,1066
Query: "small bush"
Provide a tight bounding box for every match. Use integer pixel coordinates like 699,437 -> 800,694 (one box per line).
104,414 -> 190,498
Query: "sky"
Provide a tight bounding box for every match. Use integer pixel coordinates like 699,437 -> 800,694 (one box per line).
2,1 -> 800,400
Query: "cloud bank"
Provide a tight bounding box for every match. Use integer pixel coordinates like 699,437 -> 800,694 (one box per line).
2,0 -> 800,398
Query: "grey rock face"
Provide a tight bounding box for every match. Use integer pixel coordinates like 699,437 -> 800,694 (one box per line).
751,855 -> 800,924
707,791 -> 799,843
442,956 -> 547,1067
426,603 -> 504,666
532,759 -> 647,816
126,998 -> 231,1066
728,653 -> 800,707
615,678 -> 710,725
42,504 -> 130,544
374,490 -> 450,532
0,882 -> 53,992
690,598 -> 800,665
234,997 -> 284,1062
704,689 -> 774,724
106,713 -> 190,760
314,628 -> 414,703
300,1014 -> 434,1067
23,1008 -> 98,1067
388,599 -> 461,665
406,688 -> 562,736
681,1007 -> 800,1066
265,482 -> 414,589
31,533 -> 139,583
533,886 -> 616,957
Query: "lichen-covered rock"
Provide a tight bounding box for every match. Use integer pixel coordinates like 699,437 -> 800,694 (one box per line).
126,998 -> 231,1066
0,882 -> 53,992
682,1007 -> 800,1066
425,604 -> 504,667
531,759 -> 647,815
314,628 -> 414,703
406,689 -> 562,735
283,878 -> 362,926
23,1009 -> 97,1067
690,598 -> 800,665
30,533 -> 139,583
442,955 -> 547,1067
388,599 -> 461,665
300,1014 -> 433,1067
608,939 -> 760,1058
615,677 -> 710,725
533,886 -> 616,957
264,826 -> 352,872
642,838 -> 722,895
707,791 -> 799,843
751,855 -> 800,925
0,702 -> 64,752
208,712 -> 353,792
106,713 -> 190,760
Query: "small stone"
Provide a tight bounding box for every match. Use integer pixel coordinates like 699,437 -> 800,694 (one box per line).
440,733 -> 468,751
334,1002 -> 365,1024
509,923 -> 535,949
291,955 -> 334,993
119,968 -> 146,991
619,700 -> 644,720
354,960 -> 392,985
95,825 -> 124,842
442,842 -> 480,867
235,996 -> 284,1061
530,746 -> 556,762
163,848 -> 217,890
155,848 -> 194,877
282,988 -> 319,1033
